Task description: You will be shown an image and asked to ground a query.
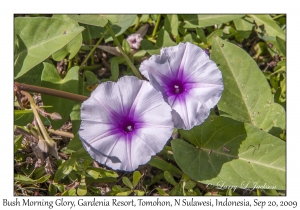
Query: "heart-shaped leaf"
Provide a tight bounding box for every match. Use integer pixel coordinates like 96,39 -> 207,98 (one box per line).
211,37 -> 285,133
181,15 -> 245,28
41,63 -> 79,129
52,15 -> 83,60
172,116 -> 286,190
14,17 -> 84,79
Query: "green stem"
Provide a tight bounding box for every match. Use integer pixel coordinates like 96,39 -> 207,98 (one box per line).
105,24 -> 143,80
68,57 -> 72,70
81,34 -> 104,67
89,39 -> 95,65
75,53 -> 79,66
152,14 -> 161,38
257,189 -> 262,196
79,65 -> 102,71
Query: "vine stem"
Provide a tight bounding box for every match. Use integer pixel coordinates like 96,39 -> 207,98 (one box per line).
105,24 -> 143,80
15,82 -> 88,102
152,14 -> 161,38
80,34 -> 105,67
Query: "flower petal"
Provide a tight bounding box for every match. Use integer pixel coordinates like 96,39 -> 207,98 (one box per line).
139,42 -> 224,130
79,76 -> 174,171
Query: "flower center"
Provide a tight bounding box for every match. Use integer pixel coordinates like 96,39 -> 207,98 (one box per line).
173,83 -> 184,94
122,121 -> 135,133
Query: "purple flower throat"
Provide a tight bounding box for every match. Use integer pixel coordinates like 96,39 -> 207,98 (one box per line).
170,80 -> 186,95
120,118 -> 135,133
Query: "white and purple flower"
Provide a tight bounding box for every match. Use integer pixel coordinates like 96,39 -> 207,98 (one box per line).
79,76 -> 174,171
140,42 -> 224,130
126,33 -> 143,50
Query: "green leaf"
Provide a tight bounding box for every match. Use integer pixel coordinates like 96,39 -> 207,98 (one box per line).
77,176 -> 87,196
250,15 -> 285,40
183,33 -> 200,44
169,184 -> 184,196
14,108 -> 50,126
155,188 -> 168,196
32,166 -> 46,180
164,14 -> 179,37
122,177 -> 133,189
68,102 -> 85,153
172,116 -> 286,190
54,158 -> 76,182
116,191 -> 132,196
110,57 -> 120,81
134,190 -> 145,196
196,28 -> 207,43
141,29 -> 176,55
233,17 -> 254,39
14,110 -> 34,126
206,29 -> 223,45
181,15 -> 244,28
132,171 -> 142,188
122,39 -> 131,55
276,36 -> 286,56
48,183 -> 57,196
86,167 -> 118,179
148,156 -> 183,176
80,24 -> 103,41
184,180 -> 196,190
140,39 -> 160,55
211,37 -> 285,133
62,188 -> 77,196
111,185 -> 129,193
14,135 -> 23,154
14,174 -> 51,185
164,171 -> 178,186
14,17 -> 84,79
67,15 -> 108,27
14,62 -> 44,86
51,15 -> 83,60
103,15 -> 136,42
41,63 -> 79,129
181,174 -> 196,190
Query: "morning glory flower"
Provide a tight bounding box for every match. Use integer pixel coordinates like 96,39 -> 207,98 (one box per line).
140,42 -> 224,130
79,76 -> 174,171
126,33 -> 143,49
